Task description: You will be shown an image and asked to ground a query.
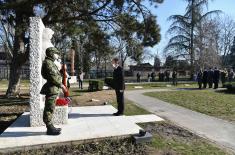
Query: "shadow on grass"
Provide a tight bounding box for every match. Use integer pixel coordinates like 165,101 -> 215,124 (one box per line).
0,113 -> 22,134
214,89 -> 235,95
0,95 -> 29,106
0,113 -> 21,117
72,89 -> 90,93
176,88 -> 200,91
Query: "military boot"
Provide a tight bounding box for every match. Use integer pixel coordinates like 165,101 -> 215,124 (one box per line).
50,124 -> 61,132
46,124 -> 61,135
50,125 -> 62,132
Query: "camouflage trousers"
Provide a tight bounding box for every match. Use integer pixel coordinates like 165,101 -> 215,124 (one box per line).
43,95 -> 57,127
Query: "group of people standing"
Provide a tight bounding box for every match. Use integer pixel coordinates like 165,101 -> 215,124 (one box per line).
197,68 -> 234,89
158,70 -> 170,82
137,72 -> 156,82
137,70 -> 178,85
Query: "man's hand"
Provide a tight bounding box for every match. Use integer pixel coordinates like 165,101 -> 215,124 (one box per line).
61,84 -> 67,93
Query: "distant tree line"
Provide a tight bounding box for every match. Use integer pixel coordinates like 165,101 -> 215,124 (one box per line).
163,0 -> 235,76
0,0 -> 164,97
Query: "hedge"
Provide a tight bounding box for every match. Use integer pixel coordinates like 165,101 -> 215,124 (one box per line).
104,77 -> 114,89
88,80 -> 104,92
224,82 -> 235,91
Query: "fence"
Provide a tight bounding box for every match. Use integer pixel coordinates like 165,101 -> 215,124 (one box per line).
0,66 -> 30,80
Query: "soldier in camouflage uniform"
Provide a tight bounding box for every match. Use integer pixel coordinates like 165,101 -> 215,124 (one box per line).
40,47 -> 66,135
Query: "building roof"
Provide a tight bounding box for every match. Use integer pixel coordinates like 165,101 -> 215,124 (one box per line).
129,63 -> 153,67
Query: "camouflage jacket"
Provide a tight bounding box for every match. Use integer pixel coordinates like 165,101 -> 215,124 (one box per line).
40,57 -> 62,96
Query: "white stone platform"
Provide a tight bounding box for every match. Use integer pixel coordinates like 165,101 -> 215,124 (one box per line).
0,105 -> 163,152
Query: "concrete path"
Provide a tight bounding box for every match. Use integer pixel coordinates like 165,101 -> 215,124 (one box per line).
0,105 -> 163,152
126,89 -> 235,153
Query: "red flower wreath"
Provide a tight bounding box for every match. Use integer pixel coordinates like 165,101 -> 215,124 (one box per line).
56,97 -> 71,106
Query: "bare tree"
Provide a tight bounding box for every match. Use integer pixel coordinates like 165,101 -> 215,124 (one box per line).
0,12 -> 14,60
218,15 -> 235,66
0,0 -> 163,97
195,18 -> 222,69
164,0 -> 221,77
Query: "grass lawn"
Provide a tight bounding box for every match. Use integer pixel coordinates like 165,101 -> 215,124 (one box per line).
0,93 -> 29,134
125,82 -> 198,90
110,97 -> 230,154
111,99 -> 151,116
144,89 -> 235,122
142,122 -> 230,155
0,79 -> 29,87
150,134 -> 227,155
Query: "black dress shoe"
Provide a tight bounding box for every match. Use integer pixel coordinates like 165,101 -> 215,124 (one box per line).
113,112 -> 123,116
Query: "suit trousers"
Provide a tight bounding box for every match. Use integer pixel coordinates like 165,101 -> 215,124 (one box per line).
115,90 -> 124,114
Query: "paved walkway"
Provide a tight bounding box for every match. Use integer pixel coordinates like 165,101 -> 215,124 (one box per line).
126,89 -> 235,153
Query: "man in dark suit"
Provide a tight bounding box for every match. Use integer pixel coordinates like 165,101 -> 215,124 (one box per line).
213,67 -> 220,89
197,69 -> 203,89
202,69 -> 208,88
112,58 -> 125,116
207,68 -> 214,88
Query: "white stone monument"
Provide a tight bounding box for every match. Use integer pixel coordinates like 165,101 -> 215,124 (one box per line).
29,17 -> 68,127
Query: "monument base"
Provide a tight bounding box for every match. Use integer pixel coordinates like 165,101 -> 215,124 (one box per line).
30,106 -> 68,127
0,105 -> 164,152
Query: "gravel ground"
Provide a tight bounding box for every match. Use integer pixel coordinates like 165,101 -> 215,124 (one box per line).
2,138 -> 148,155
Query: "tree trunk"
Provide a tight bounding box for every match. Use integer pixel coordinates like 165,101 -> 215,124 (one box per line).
104,57 -> 107,78
190,0 -> 195,80
70,48 -> 75,76
6,59 -> 22,97
6,10 -> 29,98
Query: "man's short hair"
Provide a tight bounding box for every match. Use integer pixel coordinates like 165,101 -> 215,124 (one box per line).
112,57 -> 119,63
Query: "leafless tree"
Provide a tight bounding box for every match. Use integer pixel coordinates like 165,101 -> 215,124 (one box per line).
218,15 -> 235,66
195,18 -> 222,69
0,13 -> 14,59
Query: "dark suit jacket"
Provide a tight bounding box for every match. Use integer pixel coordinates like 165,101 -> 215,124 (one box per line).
113,66 -> 125,90
207,70 -> 214,82
213,70 -> 220,82
202,71 -> 208,82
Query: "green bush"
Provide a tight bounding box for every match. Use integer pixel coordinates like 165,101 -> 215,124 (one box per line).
224,82 -> 235,91
88,80 -> 104,92
104,77 -> 114,89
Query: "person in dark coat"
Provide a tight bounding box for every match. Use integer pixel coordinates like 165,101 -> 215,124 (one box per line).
136,72 -> 141,82
112,58 -> 125,116
202,69 -> 208,88
213,67 -> 220,89
197,69 -> 203,89
158,71 -> 164,82
172,71 -> 177,86
207,68 -> 214,88
148,73 -> 151,82
151,72 -> 156,82
165,71 -> 170,82
228,69 -> 234,82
